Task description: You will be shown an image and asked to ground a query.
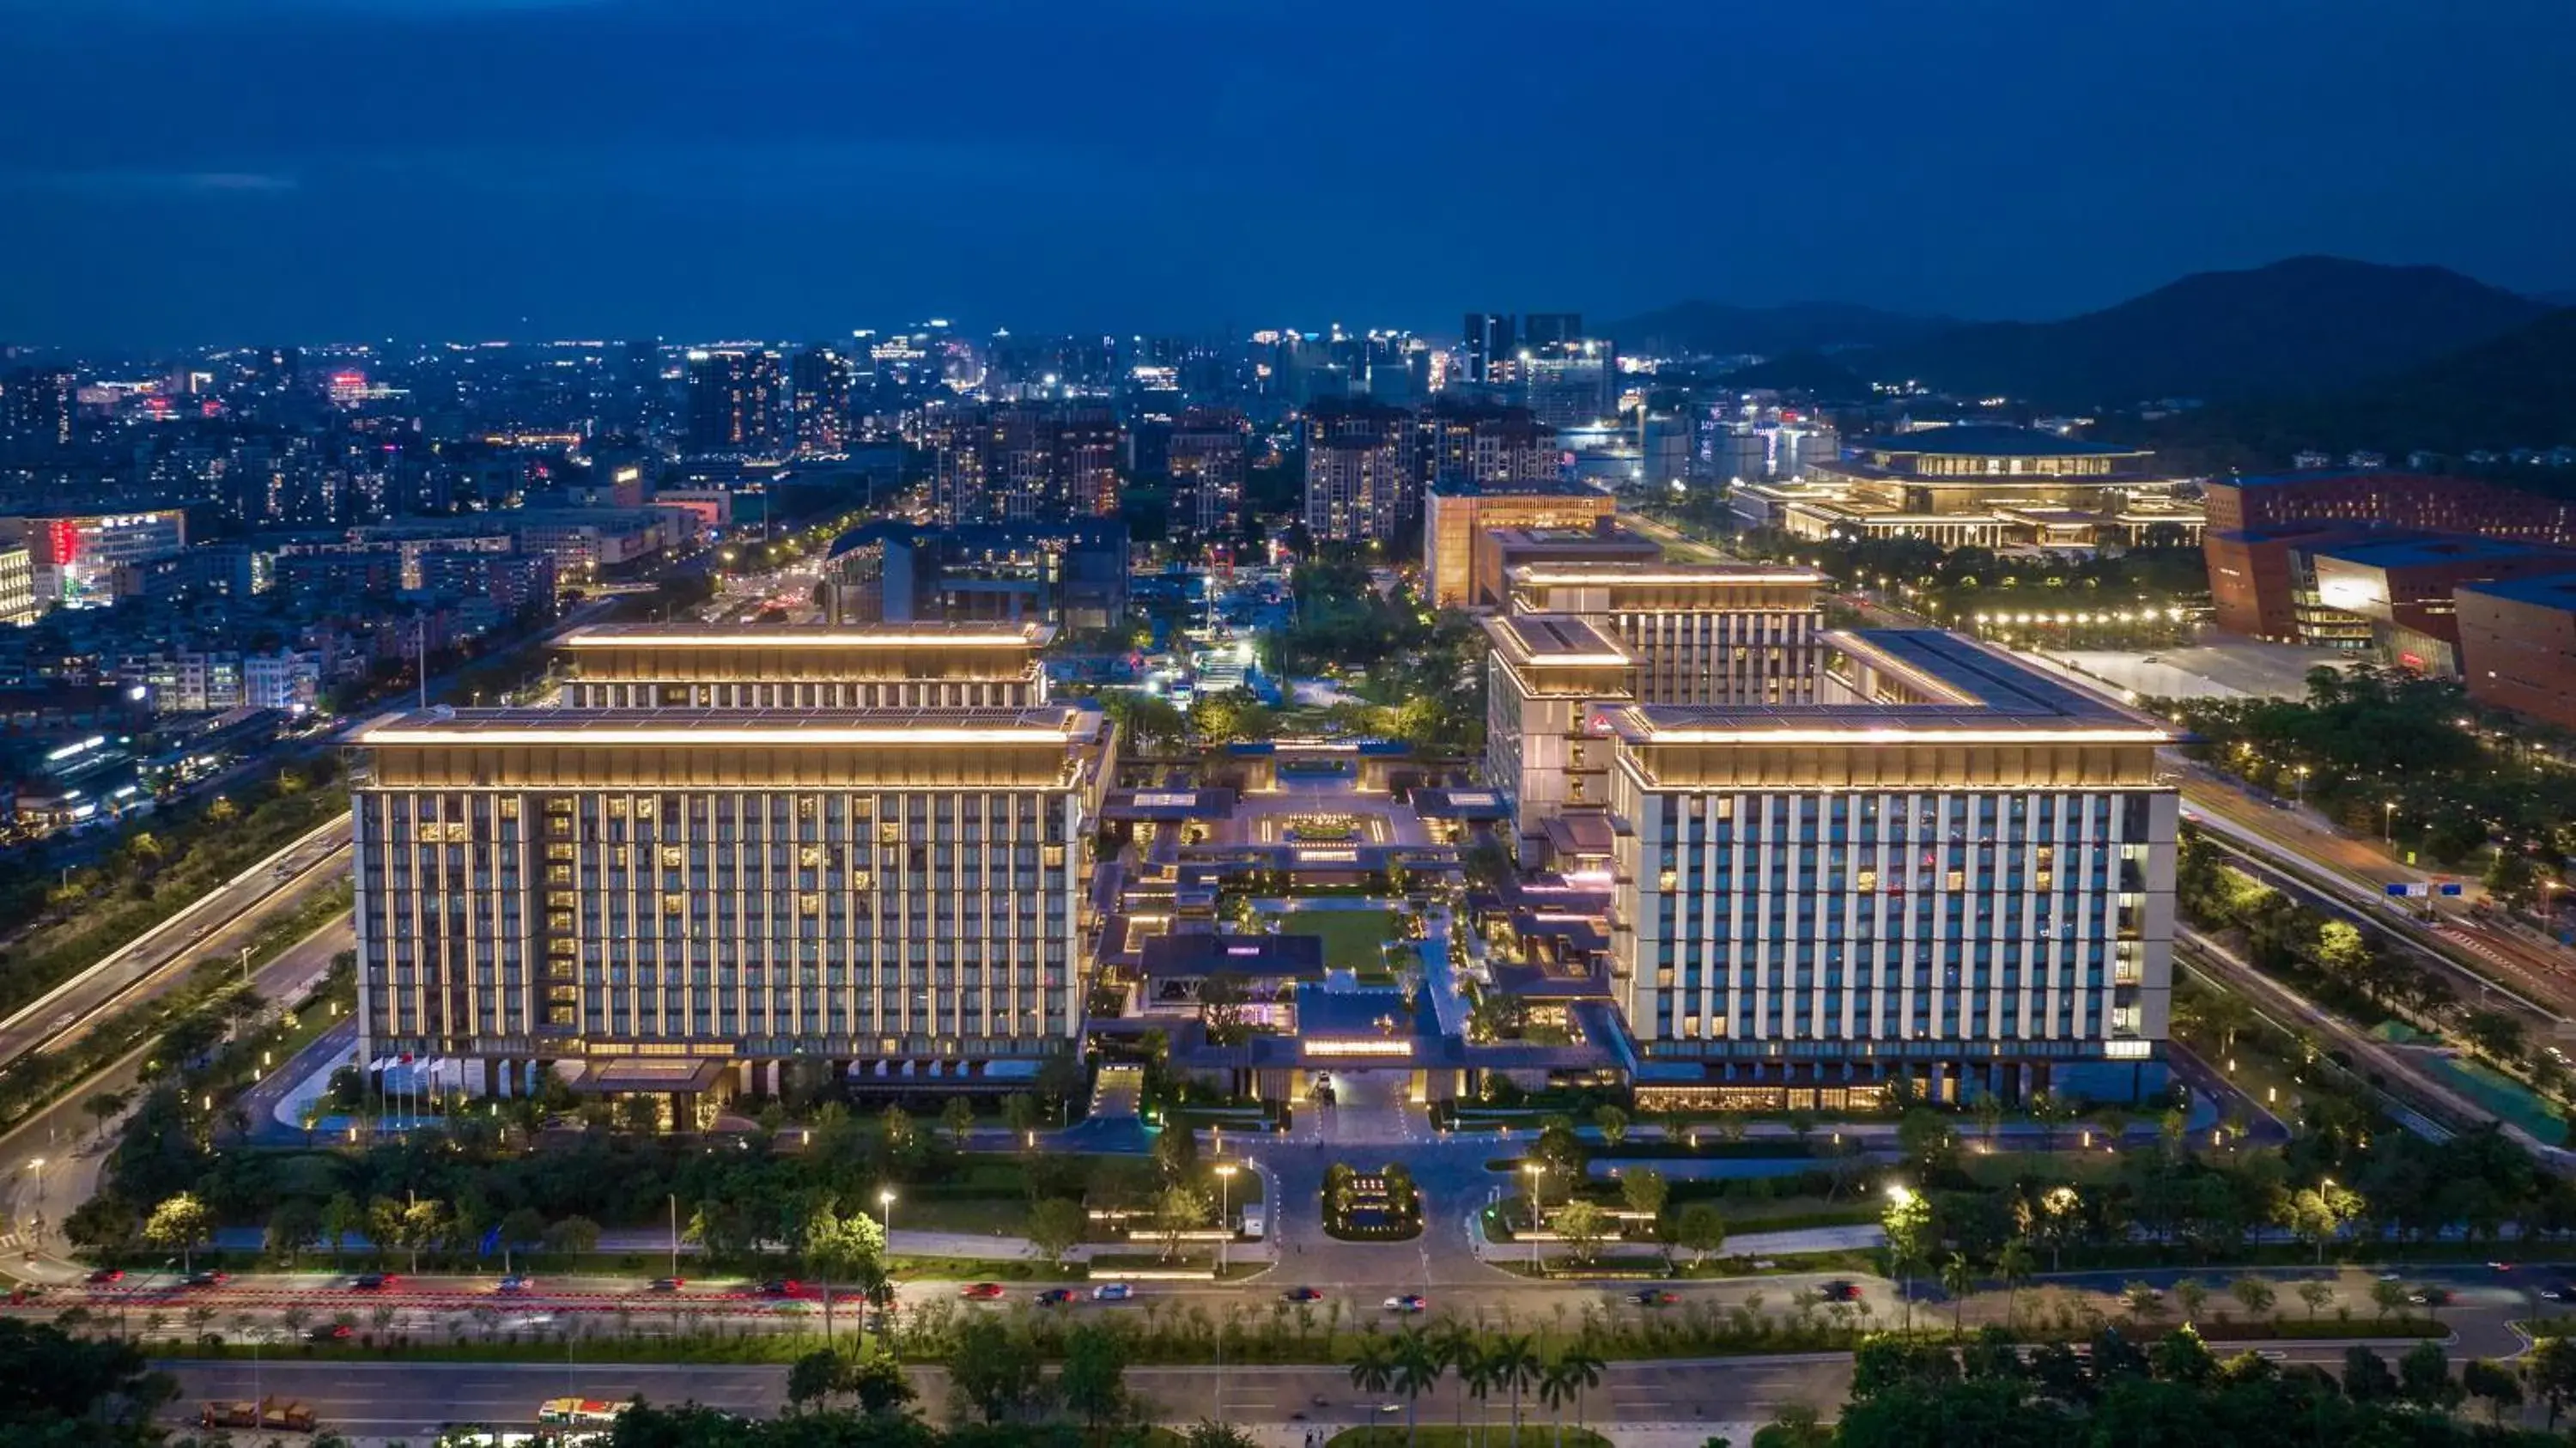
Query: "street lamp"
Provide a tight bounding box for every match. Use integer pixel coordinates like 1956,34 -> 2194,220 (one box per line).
1522,1163 -> 1546,1268
2385,800 -> 2397,844
878,1189 -> 896,1250
1214,1163 -> 1238,1274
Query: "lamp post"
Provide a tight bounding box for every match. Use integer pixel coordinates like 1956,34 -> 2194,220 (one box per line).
1214,1163 -> 1238,1274
2385,800 -> 2397,844
878,1189 -> 896,1255
668,1194 -> 679,1282
1522,1163 -> 1545,1268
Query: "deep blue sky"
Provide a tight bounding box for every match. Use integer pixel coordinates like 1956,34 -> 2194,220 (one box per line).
3,0 -> 2572,347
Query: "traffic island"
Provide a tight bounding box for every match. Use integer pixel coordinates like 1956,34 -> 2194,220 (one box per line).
1321,1162 -> 1423,1242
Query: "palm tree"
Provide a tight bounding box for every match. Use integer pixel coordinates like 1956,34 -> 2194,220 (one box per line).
1540,1348 -> 1605,1447
1941,1252 -> 1976,1337
1350,1332 -> 1398,1404
1391,1329 -> 1443,1446
1435,1323 -> 1481,1439
1490,1332 -> 1540,1439
1996,1240 -> 2035,1328
1461,1347 -> 1501,1448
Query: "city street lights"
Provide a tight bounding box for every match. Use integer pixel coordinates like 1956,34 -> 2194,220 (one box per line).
878,1189 -> 896,1251
1214,1163 -> 1238,1273
2385,800 -> 2397,844
1522,1163 -> 1546,1267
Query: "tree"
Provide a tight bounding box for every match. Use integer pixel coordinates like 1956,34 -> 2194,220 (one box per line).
1390,1329 -> 1443,1445
2462,1356 -> 2524,1424
2172,1277 -> 2208,1323
81,1091 -> 129,1147
1676,1202 -> 1727,1266
266,1200 -> 321,1263
321,1193 -> 363,1258
1940,1254 -> 1976,1337
1153,1123 -> 1199,1185
541,1214 -> 599,1256
2342,1345 -> 2397,1402
2296,1281 -> 2334,1321
1542,1347 -> 1606,1446
800,1199 -> 887,1343
143,1192 -> 213,1274
1552,1199 -> 1610,1265
847,1349 -> 915,1416
496,1207 -> 547,1274
1995,1240 -> 2035,1326
2367,1278 -> 2408,1323
1488,1332 -> 1540,1438
1024,1198 -> 1088,1267
1349,1332 -> 1397,1402
1060,1323 -> 1130,1433
1897,1110 -> 1958,1174
2122,1281 -> 2167,1324
1155,1185 -> 1207,1262
949,1314 -> 1044,1424
1180,1423 -> 1261,1448
2528,1335 -> 2576,1430
2397,1339 -> 2462,1412
1620,1168 -> 1668,1226
1001,1093 -> 1042,1145
788,1347 -> 847,1409
2228,1275 -> 2275,1320
1883,1189 -> 1933,1329
941,1097 -> 977,1152
2461,1008 -> 2529,1066
1593,1105 -> 1630,1148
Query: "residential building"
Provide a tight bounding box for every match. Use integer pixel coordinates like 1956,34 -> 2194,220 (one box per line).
0,511 -> 188,605
1166,408 -> 1248,539
347,703 -> 1115,1099
928,404 -> 1122,524
685,348 -> 783,456
0,368 -> 74,458
790,348 -> 854,458
0,542 -> 33,625
1303,400 -> 1414,544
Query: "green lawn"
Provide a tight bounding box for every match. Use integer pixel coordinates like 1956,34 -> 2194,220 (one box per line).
1274,910 -> 1406,971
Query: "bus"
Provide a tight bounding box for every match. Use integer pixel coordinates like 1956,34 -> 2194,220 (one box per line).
537,1398 -> 629,1427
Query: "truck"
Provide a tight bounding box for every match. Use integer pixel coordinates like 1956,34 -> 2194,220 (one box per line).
539,1397 -> 631,1427
199,1398 -> 317,1432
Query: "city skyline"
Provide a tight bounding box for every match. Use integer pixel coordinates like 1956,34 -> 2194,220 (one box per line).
3,0 -> 2573,345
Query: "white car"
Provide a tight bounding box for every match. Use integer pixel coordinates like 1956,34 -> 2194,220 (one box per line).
1382,1294 -> 1428,1314
1092,1282 -> 1134,1302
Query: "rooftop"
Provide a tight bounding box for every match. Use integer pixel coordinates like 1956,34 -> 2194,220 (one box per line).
1507,561 -> 1826,587
2458,570 -> 2576,610
1850,425 -> 2142,458
1607,630 -> 2172,744
2311,535 -> 2573,570
1137,932 -> 1326,980
1426,478 -> 1612,499
352,704 -> 1098,746
558,621 -> 1055,649
1486,613 -> 1631,667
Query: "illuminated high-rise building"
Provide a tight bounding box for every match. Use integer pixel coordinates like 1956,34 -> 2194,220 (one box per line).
1301,400 -> 1413,543
0,368 -> 74,458
789,348 -> 854,458
684,348 -> 783,455
1166,408 -> 1248,539
928,403 -> 1123,524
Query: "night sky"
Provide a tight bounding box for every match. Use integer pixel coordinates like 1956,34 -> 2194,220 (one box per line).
3,0 -> 2571,346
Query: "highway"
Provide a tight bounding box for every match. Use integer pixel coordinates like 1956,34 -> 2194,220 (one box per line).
0,818 -> 351,1068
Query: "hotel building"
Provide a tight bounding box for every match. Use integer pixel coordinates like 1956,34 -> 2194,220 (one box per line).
554,622 -> 1054,709
1603,630 -> 2176,1106
348,704 -> 1115,1099
1419,479 -> 1615,608
1505,562 -> 1825,707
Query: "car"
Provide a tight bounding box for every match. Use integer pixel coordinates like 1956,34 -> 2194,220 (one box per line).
2541,1283 -> 2576,1302
961,1282 -> 1006,1300
1284,1287 -> 1324,1303
349,1274 -> 392,1291
1383,1294 -> 1428,1314
1036,1288 -> 1078,1307
2375,1270 -> 2404,1281
1821,1281 -> 1863,1302
1629,1288 -> 1679,1306
181,1271 -> 228,1288
305,1323 -> 352,1342
83,1269 -> 125,1286
647,1277 -> 686,1293
756,1279 -> 802,1298
2491,1262 -> 2516,1272
1091,1282 -> 1135,1302
497,1275 -> 535,1294
2409,1287 -> 2453,1306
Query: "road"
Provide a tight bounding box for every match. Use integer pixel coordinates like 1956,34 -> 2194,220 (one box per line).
0,819 -> 351,1068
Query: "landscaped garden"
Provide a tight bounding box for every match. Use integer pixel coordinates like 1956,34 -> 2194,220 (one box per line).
1321,1162 -> 1423,1241
1272,908 -> 1409,973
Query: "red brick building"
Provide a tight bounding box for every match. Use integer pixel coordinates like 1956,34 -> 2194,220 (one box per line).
2458,573 -> 2576,731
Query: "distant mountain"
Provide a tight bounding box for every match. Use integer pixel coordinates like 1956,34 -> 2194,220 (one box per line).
2125,306 -> 2576,465
1869,256 -> 2551,408
1715,350 -> 1869,398
1600,300 -> 1955,358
